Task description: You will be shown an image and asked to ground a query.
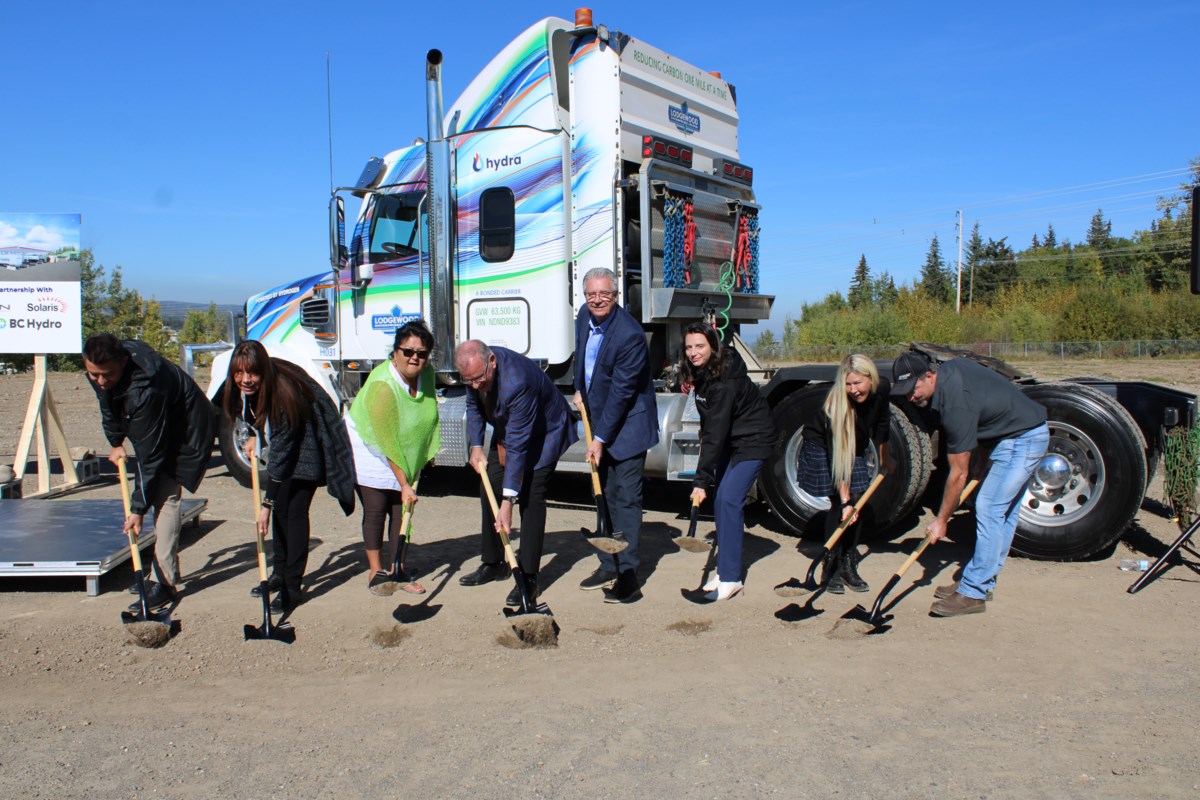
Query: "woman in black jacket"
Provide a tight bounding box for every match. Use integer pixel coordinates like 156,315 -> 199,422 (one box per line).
222,340 -> 354,614
678,322 -> 776,601
798,354 -> 892,593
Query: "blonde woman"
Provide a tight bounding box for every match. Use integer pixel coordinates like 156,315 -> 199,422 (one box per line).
797,354 -> 892,593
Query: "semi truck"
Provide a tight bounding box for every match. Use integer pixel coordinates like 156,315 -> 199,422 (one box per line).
207,10 -> 1199,562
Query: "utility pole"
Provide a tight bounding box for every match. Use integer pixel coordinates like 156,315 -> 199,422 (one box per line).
955,209 -> 963,314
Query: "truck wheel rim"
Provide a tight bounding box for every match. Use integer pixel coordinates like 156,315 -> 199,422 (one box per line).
1021,421 -> 1105,527
783,429 -> 831,512
233,419 -> 258,471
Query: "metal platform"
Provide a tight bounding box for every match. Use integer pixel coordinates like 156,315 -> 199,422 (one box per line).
0,498 -> 206,596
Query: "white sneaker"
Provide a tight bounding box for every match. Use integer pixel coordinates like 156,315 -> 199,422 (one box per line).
713,581 -> 744,601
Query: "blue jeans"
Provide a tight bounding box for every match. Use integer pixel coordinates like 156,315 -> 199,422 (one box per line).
959,424 -> 1049,600
714,458 -> 765,583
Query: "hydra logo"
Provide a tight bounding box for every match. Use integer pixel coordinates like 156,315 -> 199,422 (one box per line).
668,101 -> 701,135
371,305 -> 420,332
472,152 -> 523,173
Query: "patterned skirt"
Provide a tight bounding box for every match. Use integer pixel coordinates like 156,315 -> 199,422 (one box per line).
797,440 -> 873,497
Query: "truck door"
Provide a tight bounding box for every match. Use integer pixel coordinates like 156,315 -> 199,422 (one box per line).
453,127 -> 572,365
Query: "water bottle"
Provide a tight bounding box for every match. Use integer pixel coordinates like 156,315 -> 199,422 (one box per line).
1118,559 -> 1150,572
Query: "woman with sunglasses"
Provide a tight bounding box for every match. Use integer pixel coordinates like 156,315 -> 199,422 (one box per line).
223,340 -> 355,614
678,322 -> 776,601
345,320 -> 441,594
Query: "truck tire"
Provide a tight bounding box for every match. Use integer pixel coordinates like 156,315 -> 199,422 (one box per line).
1012,383 -> 1147,560
217,411 -> 267,489
759,386 -> 932,536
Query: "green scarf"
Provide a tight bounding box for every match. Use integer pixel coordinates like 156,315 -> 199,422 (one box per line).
348,361 -> 441,480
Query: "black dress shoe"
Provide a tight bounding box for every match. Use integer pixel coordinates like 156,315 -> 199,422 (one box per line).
459,562 -> 510,586
578,568 -> 617,591
269,590 -> 305,615
603,570 -> 642,604
250,573 -> 285,598
506,574 -> 539,607
127,581 -> 179,613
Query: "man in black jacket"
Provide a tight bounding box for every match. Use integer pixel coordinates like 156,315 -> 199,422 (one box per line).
84,333 -> 216,610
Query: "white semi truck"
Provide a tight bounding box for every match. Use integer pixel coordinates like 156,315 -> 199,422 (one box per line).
209,10 -> 1198,561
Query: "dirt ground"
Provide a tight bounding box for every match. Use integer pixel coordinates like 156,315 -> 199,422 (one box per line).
1,360 -> 1198,799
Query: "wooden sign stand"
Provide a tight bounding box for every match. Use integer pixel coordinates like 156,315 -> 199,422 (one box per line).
13,355 -> 79,495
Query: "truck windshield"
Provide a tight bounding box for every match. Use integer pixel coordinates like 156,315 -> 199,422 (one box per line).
362,192 -> 425,264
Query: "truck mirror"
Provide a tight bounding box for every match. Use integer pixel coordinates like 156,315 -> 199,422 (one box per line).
329,196 -> 347,270
1191,185 -> 1198,295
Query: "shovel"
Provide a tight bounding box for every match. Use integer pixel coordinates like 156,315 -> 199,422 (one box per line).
477,463 -> 558,646
840,478 -> 981,634
775,473 -> 886,597
243,445 -> 296,644
386,479 -> 425,595
575,399 -> 629,555
117,458 -> 178,648
672,494 -> 710,553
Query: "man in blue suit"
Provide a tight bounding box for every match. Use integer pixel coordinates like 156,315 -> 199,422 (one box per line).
455,340 -> 578,605
574,268 -> 660,603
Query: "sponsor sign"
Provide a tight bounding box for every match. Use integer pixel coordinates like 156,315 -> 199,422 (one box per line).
668,101 -> 701,135
0,213 -> 82,353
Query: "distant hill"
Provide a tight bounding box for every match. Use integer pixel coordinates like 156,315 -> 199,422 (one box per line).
157,300 -> 243,329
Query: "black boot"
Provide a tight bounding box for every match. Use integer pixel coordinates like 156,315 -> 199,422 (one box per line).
822,550 -> 845,594
839,547 -> 869,593
506,572 -> 539,608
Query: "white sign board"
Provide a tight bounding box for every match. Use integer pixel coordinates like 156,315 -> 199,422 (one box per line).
0,213 -> 82,354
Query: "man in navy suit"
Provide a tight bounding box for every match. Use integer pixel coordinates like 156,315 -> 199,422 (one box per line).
455,340 -> 578,605
573,268 -> 660,603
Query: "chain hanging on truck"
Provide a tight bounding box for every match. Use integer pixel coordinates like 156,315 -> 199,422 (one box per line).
662,191 -> 689,289
683,198 -> 696,284
1163,423 -> 1200,528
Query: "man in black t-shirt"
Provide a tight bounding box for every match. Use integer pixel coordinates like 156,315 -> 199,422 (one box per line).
891,351 -> 1049,617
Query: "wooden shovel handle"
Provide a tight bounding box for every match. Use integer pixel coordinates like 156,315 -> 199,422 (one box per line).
248,441 -> 270,583
116,457 -> 144,573
894,478 -> 981,579
476,463 -> 520,571
820,472 -> 886,552
575,398 -> 604,496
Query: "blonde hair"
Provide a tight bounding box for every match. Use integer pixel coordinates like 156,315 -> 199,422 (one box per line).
822,354 -> 880,488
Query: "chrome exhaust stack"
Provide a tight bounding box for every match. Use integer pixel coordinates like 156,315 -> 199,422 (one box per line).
425,49 -> 456,376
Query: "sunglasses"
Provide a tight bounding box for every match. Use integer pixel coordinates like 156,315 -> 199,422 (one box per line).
397,347 -> 430,360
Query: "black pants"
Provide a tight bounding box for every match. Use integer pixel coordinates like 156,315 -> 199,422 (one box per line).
478,450 -> 555,577
357,484 -> 405,562
271,478 -> 318,598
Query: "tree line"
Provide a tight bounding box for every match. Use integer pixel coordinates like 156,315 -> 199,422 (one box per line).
759,157 -> 1199,358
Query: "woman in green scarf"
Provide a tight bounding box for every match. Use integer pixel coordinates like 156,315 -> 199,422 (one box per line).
345,320 -> 441,594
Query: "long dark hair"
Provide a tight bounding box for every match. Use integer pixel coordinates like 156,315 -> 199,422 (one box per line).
222,340 -> 315,428
677,322 -> 730,385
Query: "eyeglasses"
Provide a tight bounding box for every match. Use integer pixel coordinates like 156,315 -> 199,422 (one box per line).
460,359 -> 492,388
397,347 -> 430,360
584,290 -> 616,301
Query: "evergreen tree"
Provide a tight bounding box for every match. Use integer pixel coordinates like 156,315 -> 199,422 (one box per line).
1043,224 -> 1058,250
973,237 -> 1016,304
1031,233 -> 1040,249
918,234 -> 951,303
1086,209 -> 1112,249
139,297 -> 174,354
849,254 -> 872,309
873,270 -> 899,306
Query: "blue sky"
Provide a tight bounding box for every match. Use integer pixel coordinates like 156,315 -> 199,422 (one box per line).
3,1 -> 1197,336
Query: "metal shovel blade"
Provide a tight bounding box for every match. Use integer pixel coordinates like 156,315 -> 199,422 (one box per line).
672,501 -> 710,552
243,585 -> 296,644
581,493 -> 628,554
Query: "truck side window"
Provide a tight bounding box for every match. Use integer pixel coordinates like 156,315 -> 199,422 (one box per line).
479,187 -> 515,262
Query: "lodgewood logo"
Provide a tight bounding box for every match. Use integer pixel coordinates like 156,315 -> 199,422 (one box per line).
668,101 -> 700,135
371,305 -> 420,332
472,152 -> 523,173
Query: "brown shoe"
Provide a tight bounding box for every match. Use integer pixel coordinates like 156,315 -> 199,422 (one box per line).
934,581 -> 993,601
930,592 -> 986,617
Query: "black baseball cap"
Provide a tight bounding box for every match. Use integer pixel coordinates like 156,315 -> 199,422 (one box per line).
890,351 -> 932,397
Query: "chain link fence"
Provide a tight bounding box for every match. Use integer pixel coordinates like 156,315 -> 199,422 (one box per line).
759,339 -> 1200,364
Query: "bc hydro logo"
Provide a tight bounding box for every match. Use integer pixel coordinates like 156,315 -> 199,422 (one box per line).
371,305 -> 420,332
668,101 -> 701,135
472,153 -> 523,173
